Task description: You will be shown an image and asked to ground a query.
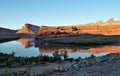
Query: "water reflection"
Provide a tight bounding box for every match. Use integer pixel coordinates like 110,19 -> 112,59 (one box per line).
0,38 -> 120,58
38,45 -> 120,54
17,38 -> 35,48
0,38 -> 39,57
38,45 -> 120,58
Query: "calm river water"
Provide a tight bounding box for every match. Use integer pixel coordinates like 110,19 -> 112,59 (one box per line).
0,38 -> 120,59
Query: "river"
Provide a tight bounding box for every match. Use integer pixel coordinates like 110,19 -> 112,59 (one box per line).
0,38 -> 120,59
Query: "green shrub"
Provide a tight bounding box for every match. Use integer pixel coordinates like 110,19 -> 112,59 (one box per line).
5,57 -> 14,67
0,68 -> 13,76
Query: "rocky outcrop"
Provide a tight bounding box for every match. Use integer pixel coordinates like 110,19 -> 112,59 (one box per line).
16,23 -> 39,37
38,18 -> 120,36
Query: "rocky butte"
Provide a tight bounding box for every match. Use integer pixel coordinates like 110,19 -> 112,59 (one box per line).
16,23 -> 39,37
0,23 -> 39,42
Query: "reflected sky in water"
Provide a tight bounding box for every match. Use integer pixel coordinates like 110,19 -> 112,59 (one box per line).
42,52 -> 108,59
0,38 -> 120,58
0,40 -> 39,57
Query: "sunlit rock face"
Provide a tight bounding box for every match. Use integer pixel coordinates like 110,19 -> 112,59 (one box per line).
16,23 -> 39,37
0,27 -> 16,36
38,18 -> 120,36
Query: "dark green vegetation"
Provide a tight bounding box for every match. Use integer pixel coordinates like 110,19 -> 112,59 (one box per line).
1,51 -> 120,76
0,51 -> 71,68
0,51 -> 97,76
0,51 -> 97,68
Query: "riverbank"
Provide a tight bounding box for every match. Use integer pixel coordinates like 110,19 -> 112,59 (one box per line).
0,52 -> 120,76
47,53 -> 120,76
35,34 -> 120,46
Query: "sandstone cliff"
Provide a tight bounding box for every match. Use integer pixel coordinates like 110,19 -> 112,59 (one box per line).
16,23 -> 39,37
38,18 -> 120,36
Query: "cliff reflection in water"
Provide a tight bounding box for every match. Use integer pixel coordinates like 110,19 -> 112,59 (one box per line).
17,38 -> 35,48
17,38 -> 120,55
38,45 -> 120,54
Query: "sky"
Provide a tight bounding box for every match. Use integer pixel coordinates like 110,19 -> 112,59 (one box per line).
0,0 -> 120,29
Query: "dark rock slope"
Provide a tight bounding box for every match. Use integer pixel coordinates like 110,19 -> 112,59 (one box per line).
0,27 -> 17,36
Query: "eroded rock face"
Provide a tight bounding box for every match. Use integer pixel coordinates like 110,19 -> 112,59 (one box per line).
38,18 -> 120,36
16,23 -> 39,36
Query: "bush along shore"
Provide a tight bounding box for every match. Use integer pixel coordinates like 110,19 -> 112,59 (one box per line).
0,52 -> 120,76
0,51 -> 69,67
0,51 -> 71,76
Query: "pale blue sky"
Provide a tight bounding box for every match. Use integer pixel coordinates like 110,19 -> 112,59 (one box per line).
0,0 -> 120,29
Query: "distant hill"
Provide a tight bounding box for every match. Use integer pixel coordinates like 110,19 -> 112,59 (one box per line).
0,27 -> 17,36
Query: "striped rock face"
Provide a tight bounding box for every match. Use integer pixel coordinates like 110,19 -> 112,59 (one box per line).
38,18 -> 120,36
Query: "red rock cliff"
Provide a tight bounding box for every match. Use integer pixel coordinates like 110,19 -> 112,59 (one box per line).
38,18 -> 120,36
16,23 -> 39,36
